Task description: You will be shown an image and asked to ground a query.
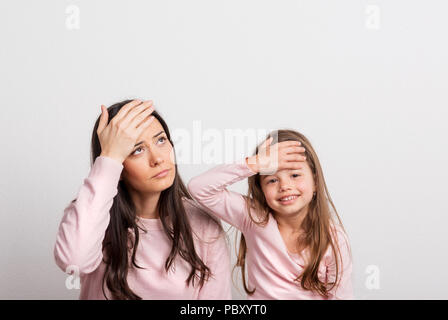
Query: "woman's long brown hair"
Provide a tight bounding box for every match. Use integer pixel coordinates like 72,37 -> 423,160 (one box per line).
236,129 -> 350,298
90,99 -> 214,299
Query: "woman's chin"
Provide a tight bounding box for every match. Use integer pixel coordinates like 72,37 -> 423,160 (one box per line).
150,175 -> 175,192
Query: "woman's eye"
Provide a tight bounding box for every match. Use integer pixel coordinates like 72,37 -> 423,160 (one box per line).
292,174 -> 301,178
267,179 -> 277,184
132,147 -> 143,155
158,136 -> 167,144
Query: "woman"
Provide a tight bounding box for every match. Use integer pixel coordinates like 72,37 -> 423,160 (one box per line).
54,99 -> 231,299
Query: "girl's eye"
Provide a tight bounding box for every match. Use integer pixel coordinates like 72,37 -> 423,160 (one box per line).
157,136 -> 167,144
292,174 -> 301,178
267,179 -> 277,184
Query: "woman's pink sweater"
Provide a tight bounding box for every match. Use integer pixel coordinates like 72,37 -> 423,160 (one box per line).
54,156 -> 231,299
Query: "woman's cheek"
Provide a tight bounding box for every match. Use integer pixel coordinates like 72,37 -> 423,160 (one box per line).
168,148 -> 176,165
124,162 -> 149,185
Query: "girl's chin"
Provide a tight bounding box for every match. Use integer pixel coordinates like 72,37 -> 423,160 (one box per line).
273,203 -> 307,215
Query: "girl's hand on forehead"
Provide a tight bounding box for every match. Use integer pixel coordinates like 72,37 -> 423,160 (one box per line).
97,99 -> 156,164
246,137 -> 307,175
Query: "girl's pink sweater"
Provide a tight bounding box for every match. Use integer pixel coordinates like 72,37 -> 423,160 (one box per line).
187,160 -> 354,300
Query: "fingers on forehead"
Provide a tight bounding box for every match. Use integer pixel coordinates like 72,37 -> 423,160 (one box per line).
125,99 -> 142,108
279,140 -> 301,147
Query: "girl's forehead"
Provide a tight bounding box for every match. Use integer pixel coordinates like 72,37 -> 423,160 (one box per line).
261,162 -> 312,178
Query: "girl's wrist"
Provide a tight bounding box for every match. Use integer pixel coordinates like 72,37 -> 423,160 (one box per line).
245,155 -> 259,173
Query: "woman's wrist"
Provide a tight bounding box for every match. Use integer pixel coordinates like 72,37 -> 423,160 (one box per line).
100,152 -> 125,164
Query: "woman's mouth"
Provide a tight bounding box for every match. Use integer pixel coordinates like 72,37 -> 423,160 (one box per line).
152,169 -> 170,179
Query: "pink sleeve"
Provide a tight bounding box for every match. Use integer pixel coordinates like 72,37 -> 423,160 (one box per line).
53,156 -> 123,276
326,228 -> 354,300
198,231 -> 232,300
187,161 -> 257,232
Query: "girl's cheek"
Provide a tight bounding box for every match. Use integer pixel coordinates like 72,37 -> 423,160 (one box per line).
297,180 -> 312,192
265,188 -> 277,204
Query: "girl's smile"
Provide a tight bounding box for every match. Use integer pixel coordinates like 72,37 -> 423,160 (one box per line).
277,194 -> 301,205
261,164 -> 315,217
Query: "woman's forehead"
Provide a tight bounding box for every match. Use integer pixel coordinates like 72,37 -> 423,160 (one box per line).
137,118 -> 165,141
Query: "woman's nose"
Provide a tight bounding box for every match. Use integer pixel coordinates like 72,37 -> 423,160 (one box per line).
149,150 -> 164,167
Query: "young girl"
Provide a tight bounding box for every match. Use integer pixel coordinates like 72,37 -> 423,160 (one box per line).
188,129 -> 353,299
54,99 -> 231,300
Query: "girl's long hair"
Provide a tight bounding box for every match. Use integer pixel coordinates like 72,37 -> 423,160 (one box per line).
90,99 -> 212,299
236,129 -> 350,298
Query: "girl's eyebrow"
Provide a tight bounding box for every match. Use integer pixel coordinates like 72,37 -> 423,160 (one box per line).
134,131 -> 165,147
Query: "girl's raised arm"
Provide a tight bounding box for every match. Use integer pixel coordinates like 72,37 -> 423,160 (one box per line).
188,138 -> 305,233
187,160 -> 257,233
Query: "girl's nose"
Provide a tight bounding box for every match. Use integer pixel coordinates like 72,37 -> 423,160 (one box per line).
279,184 -> 292,192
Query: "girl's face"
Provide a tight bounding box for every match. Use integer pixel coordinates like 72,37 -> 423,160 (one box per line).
260,161 -> 316,218
121,119 -> 176,194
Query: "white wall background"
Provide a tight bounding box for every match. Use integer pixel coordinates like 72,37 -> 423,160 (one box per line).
1,0 -> 447,299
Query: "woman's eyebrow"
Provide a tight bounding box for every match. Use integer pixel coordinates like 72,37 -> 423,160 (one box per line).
153,130 -> 164,138
133,131 -> 165,147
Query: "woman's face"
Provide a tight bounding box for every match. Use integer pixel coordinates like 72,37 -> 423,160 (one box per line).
260,161 -> 316,218
120,118 -> 176,194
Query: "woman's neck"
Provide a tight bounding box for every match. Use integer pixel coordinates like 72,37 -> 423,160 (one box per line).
129,190 -> 161,219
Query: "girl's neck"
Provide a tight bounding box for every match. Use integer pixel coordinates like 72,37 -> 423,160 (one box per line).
274,208 -> 308,235
274,209 -> 309,254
